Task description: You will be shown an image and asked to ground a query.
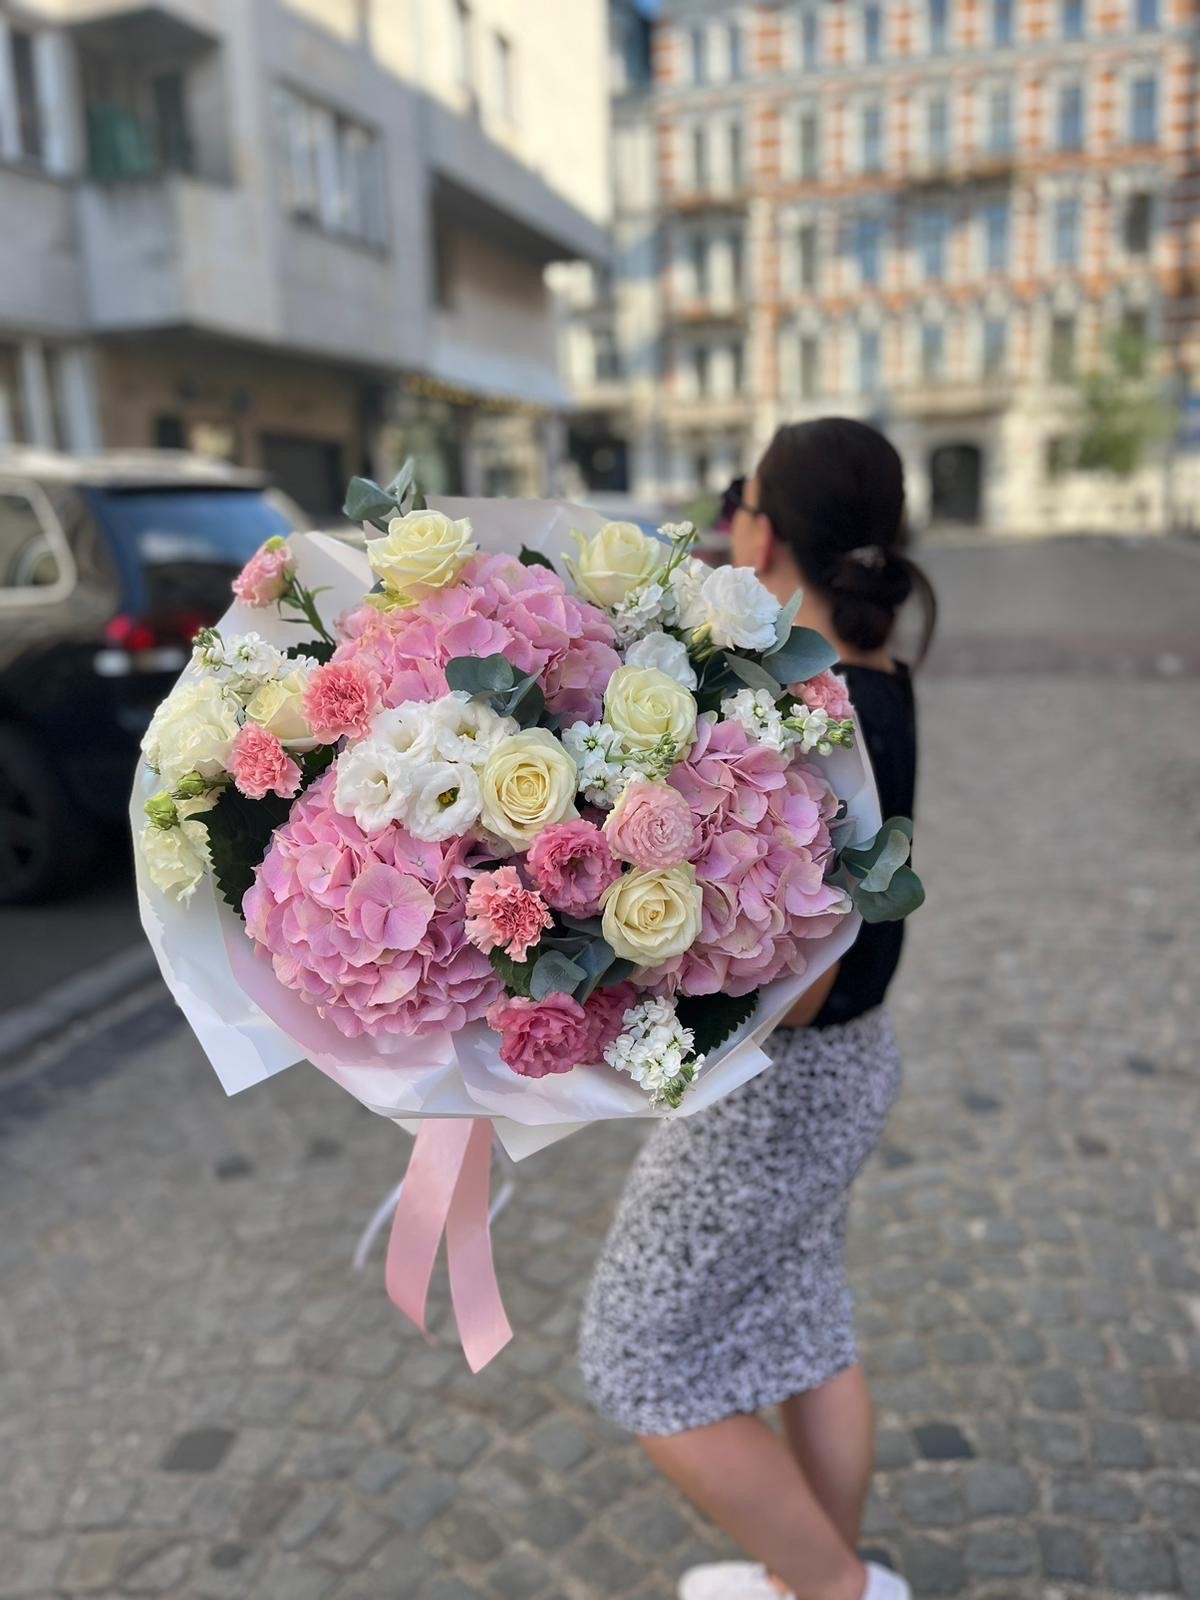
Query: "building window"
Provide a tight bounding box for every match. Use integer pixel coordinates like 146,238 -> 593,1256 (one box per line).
690,124 -> 708,190
1057,83 -> 1084,151
1049,313 -> 1076,379
800,8 -> 821,70
690,24 -> 707,86
692,344 -> 710,397
1130,75 -> 1158,144
1054,196 -> 1081,265
1062,0 -> 1086,39
856,216 -> 884,286
929,0 -> 950,54
797,110 -> 820,180
928,96 -> 950,166
993,0 -> 1015,47
798,222 -> 818,289
921,322 -> 946,382
0,489 -> 62,591
730,341 -> 745,394
727,121 -> 743,189
690,234 -> 708,297
862,103 -> 884,174
982,316 -> 1007,377
451,0 -> 473,93
491,33 -> 513,121
727,23 -> 743,80
863,4 -> 884,62
917,210 -> 949,280
729,230 -> 745,296
593,329 -> 620,382
984,199 -> 1010,272
1125,190 -> 1153,253
1136,0 -> 1159,28
9,28 -> 44,163
987,86 -> 1014,155
275,85 -> 388,248
859,328 -> 883,394
800,333 -> 820,397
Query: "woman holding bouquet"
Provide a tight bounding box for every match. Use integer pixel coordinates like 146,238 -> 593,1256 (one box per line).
580,419 -> 936,1600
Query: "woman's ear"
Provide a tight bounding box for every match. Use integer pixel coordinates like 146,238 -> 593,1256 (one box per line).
752,515 -> 777,578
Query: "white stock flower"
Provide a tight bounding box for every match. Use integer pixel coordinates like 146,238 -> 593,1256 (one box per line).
139,815 -> 212,902
142,677 -> 241,788
604,996 -> 704,1104
405,760 -> 483,842
625,631 -> 699,690
664,557 -> 710,633
610,581 -> 666,646
427,692 -> 517,766
333,740 -> 412,832
721,687 -> 788,752
786,702 -> 833,755
697,566 -> 781,654
560,720 -> 628,809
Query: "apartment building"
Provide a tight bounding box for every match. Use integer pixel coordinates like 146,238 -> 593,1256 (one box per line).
0,0 -> 608,513
560,0 -> 1200,535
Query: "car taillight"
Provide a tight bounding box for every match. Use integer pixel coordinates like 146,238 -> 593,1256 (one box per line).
105,615 -> 159,653
96,613 -> 200,677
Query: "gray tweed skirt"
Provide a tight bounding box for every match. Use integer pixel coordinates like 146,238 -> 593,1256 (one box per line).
578,1007 -> 902,1436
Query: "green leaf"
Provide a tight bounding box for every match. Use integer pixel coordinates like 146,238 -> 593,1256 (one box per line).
488,947 -> 535,997
722,652 -> 784,697
558,914 -> 604,938
285,639 -> 337,664
767,626 -> 840,687
343,475 -> 398,528
854,864 -> 926,924
598,958 -> 637,989
519,546 -> 557,572
410,488 -> 428,512
675,990 -> 760,1056
445,653 -> 516,697
530,950 -> 587,1002
763,588 -> 804,655
571,937 -> 618,1003
202,786 -> 295,914
859,827 -> 912,893
839,817 -> 915,881
509,683 -> 546,729
384,459 -> 415,502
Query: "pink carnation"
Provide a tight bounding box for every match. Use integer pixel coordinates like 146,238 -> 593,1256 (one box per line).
580,982 -> 638,1064
233,542 -> 294,607
526,819 -> 622,918
604,778 -> 698,871
465,866 -> 553,963
229,723 -> 302,801
244,770 -> 501,1039
797,669 -> 853,721
303,660 -> 381,745
485,993 -> 591,1078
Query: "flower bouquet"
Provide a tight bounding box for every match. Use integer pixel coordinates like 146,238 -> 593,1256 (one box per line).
132,466 -> 923,1367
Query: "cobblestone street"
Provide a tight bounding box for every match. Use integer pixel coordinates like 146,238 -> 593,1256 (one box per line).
1,659 -> 1198,1597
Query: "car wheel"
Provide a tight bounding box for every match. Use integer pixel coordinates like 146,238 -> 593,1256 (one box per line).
0,726 -> 95,905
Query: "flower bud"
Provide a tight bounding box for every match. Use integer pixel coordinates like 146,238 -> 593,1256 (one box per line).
145,791 -> 179,830
173,771 -> 210,799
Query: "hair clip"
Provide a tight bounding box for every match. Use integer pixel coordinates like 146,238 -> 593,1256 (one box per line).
843,545 -> 886,569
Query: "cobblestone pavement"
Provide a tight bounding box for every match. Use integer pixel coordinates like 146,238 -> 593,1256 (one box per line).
1,673 -> 1198,1600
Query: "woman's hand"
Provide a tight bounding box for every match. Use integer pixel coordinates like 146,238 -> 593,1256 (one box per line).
781,962 -> 840,1028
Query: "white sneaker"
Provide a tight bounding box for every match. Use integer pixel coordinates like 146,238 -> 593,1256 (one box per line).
864,1563 -> 911,1600
678,1563 -> 784,1600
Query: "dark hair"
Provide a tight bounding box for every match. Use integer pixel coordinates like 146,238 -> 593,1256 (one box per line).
755,417 -> 937,663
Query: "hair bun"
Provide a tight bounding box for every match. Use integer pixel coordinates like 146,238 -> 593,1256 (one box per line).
829,545 -> 913,608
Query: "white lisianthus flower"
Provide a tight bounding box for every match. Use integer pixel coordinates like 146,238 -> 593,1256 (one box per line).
663,556 -> 710,633
142,678 -> 241,788
428,692 -> 518,766
333,740 -> 412,833
368,702 -> 441,762
367,510 -> 476,604
405,760 -> 483,842
604,996 -> 705,1108
625,631 -> 699,690
697,566 -> 781,653
721,687 -> 788,752
139,814 -> 212,902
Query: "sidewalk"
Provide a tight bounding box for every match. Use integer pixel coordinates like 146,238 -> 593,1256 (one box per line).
0,671 -> 1197,1600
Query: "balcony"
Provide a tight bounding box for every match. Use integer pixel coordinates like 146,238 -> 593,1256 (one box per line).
906,153 -> 1017,194
891,377 -> 1014,419
666,183 -> 748,214
667,294 -> 747,325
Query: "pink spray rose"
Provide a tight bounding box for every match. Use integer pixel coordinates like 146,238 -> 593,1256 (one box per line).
229,723 -> 302,801
796,669 -> 853,721
486,993 -> 591,1078
580,982 -> 638,1064
303,660 -> 381,745
603,778 -> 698,871
465,866 -> 553,963
233,540 -> 294,607
526,818 -> 622,918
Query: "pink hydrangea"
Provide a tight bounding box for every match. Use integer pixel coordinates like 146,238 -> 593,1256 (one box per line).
797,669 -> 854,721
603,778 -> 698,871
653,715 -> 848,998
243,769 -> 501,1039
526,819 -> 622,918
333,552 -> 620,722
229,723 -> 302,801
303,659 -> 381,745
465,866 -> 553,963
485,993 -> 591,1078
233,541 -> 294,607
580,982 -> 638,1064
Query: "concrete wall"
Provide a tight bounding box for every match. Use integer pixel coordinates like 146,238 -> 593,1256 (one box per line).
0,169 -> 86,336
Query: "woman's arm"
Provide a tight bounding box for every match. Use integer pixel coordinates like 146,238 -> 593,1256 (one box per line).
781,961 -> 840,1029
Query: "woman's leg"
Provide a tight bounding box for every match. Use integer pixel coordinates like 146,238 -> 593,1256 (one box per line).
780,1365 -> 876,1548
639,1414 -> 867,1600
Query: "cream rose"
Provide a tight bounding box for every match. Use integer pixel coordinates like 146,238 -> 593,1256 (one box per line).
479,729 -> 579,848
603,666 -> 697,757
567,521 -> 663,609
243,668 -> 316,748
141,678 -> 241,788
367,509 -> 477,603
601,863 -> 703,965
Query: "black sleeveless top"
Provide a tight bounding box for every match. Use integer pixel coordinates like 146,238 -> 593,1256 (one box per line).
813,662 -> 917,1029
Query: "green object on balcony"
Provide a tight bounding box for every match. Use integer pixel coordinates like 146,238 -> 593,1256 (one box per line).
86,103 -> 157,181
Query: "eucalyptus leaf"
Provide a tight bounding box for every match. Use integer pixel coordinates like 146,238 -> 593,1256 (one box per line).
854,865 -> 926,924
530,951 -> 587,1002
763,588 -> 804,655
410,488 -> 428,512
598,958 -> 637,990
519,546 -> 556,572
839,816 -> 915,880
445,653 -> 516,697
558,914 -> 604,938
385,459 -> 415,501
859,828 -> 912,893
572,937 -> 618,1003
508,683 -> 546,728
722,653 -> 784,697
343,476 -> 398,528
767,626 -> 840,686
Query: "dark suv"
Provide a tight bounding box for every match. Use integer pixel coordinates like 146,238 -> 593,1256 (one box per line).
0,451 -> 304,903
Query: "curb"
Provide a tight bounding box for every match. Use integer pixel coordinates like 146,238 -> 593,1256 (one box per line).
0,943 -> 160,1065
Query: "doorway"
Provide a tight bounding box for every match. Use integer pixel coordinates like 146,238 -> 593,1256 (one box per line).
929,443 -> 983,524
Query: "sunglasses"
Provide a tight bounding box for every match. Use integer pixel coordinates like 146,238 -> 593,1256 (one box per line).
722,475 -> 763,518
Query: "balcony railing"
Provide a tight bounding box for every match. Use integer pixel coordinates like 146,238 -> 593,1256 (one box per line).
667,182 -> 749,212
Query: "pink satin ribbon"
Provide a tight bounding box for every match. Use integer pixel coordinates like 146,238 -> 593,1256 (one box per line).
384,1118 -> 513,1372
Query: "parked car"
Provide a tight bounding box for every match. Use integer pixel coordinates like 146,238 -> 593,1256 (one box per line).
0,450 -> 305,904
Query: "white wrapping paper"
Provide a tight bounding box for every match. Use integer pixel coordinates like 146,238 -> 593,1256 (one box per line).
131,505 -> 881,1161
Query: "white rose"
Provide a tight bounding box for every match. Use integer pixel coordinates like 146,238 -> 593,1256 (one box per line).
479,729 -> 579,848
367,509 -> 476,603
244,668 -> 316,748
698,566 -> 781,654
567,521 -> 664,609
405,760 -> 483,842
603,666 -> 698,757
139,816 -> 211,902
601,864 -> 703,965
624,631 -> 699,690
428,692 -> 518,766
333,740 -> 411,833
142,678 -> 241,788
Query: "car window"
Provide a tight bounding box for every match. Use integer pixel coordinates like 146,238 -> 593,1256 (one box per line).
0,489 -> 63,590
